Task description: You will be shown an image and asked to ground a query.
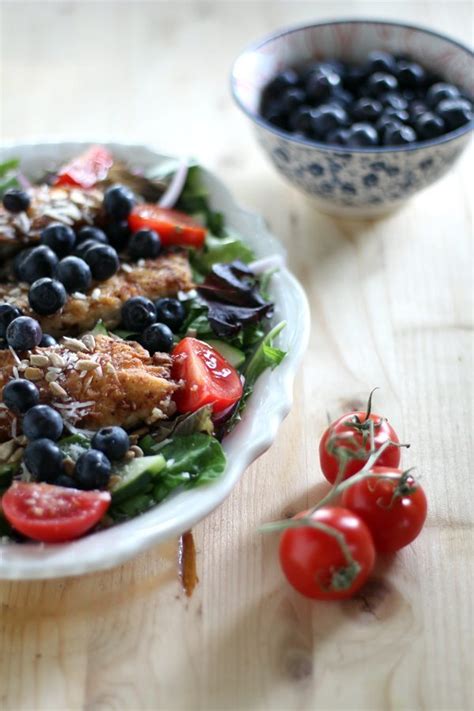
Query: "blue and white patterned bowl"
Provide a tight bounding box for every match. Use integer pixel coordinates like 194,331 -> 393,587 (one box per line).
231,20 -> 474,217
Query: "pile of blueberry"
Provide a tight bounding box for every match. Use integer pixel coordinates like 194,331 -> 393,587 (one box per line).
2,375 -> 131,489
260,50 -> 473,147
2,183 -> 162,318
120,295 -> 185,354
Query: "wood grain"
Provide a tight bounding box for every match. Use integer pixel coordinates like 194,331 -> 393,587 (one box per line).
0,1 -> 473,709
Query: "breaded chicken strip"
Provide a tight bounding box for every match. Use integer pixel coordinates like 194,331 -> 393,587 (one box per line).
0,334 -> 177,442
0,252 -> 193,337
0,185 -> 103,256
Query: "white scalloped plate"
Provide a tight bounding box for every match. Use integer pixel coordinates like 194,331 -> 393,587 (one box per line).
0,141 -> 310,580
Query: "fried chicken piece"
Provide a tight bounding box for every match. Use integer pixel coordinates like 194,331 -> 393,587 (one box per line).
0,334 -> 177,442
0,184 -> 104,256
0,252 -> 193,337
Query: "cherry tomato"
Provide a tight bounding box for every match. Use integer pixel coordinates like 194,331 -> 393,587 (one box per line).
54,145 -> 113,189
342,466 -> 427,553
1,482 -> 111,543
319,410 -> 400,484
171,337 -> 243,415
279,507 -> 375,600
129,205 -> 206,248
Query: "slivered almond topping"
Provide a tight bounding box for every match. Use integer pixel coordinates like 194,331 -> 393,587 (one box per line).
81,334 -> 96,352
0,440 -> 16,463
29,354 -> 50,368
49,382 -> 68,398
63,337 -> 87,352
105,362 -> 117,375
48,353 -> 66,368
76,359 -> 99,372
130,445 -> 144,458
124,449 -> 136,461
91,288 -> 101,301
8,447 -> 24,464
24,367 -> 43,381
45,371 -> 59,382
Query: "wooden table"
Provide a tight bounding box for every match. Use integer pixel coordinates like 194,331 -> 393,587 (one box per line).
1,2 -> 473,709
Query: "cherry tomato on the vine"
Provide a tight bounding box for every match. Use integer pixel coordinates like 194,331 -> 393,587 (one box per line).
279,507 -> 375,600
341,466 -> 427,553
319,409 -> 400,484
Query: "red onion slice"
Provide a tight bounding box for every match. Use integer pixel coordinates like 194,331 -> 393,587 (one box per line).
158,161 -> 189,208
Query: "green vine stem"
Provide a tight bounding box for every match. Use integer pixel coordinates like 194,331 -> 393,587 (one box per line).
260,437 -> 411,536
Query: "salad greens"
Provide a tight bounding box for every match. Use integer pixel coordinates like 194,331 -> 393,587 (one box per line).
0,159 -> 21,196
0,157 -> 287,533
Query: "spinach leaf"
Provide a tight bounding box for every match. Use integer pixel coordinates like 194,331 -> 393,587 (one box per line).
139,406 -> 214,453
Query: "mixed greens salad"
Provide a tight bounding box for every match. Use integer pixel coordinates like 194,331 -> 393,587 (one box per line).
0,147 -> 286,543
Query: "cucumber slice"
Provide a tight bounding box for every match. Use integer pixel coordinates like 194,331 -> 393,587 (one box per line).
111,454 -> 166,504
206,340 -> 245,368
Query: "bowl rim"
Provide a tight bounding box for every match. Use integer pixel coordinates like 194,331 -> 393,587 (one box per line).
230,17 -> 474,154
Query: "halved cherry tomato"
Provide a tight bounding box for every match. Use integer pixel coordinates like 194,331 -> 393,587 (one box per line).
342,466 -> 427,553
129,205 -> 206,248
54,145 -> 113,189
1,482 -> 111,543
319,410 -> 400,484
279,507 -> 375,600
171,337 -> 243,415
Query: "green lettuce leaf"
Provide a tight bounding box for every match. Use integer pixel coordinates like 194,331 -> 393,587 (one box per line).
177,166 -> 225,236
139,406 -> 214,453
244,321 -> 287,387
192,234 -> 255,274
0,158 -> 21,196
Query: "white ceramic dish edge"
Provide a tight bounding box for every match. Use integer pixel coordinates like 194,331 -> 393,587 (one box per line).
0,140 -> 310,580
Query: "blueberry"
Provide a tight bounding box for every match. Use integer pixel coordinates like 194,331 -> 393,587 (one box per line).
416,112 -> 446,139
436,98 -> 472,129
343,64 -> 367,91
280,87 -> 306,114
2,379 -> 40,414
2,188 -> 30,213
74,239 -> 99,258
410,100 -> 429,122
380,92 -> 408,111
24,438 -> 64,483
346,123 -> 379,147
84,244 -> 119,281
55,256 -> 92,294
154,297 -> 186,331
263,69 -> 299,99
367,51 -> 397,75
384,107 -> 410,123
376,115 -> 402,133
310,104 -> 348,137
40,223 -> 76,257
319,60 -> 346,77
288,106 -> 313,133
128,229 -> 161,260
0,303 -> 22,339
263,107 -> 289,130
16,245 -> 59,283
6,316 -> 42,350
326,128 -> 350,145
23,404 -> 64,441
106,220 -> 132,251
29,278 -> 67,316
75,449 -> 111,490
367,72 -> 398,96
54,474 -> 78,489
76,226 -> 109,246
104,185 -> 136,220
141,322 -> 174,354
352,97 -> 383,121
39,333 -> 57,347
91,426 -> 130,461
121,296 -> 156,332
383,123 -> 417,145
426,82 -> 460,108
306,69 -> 340,103
397,61 -> 426,88
329,87 -> 354,108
